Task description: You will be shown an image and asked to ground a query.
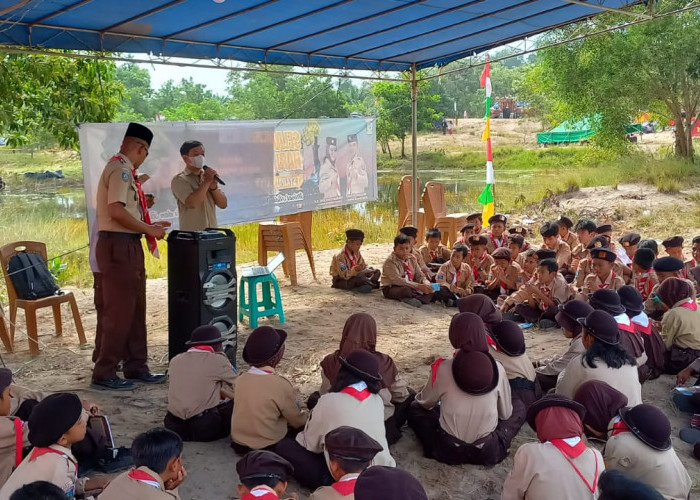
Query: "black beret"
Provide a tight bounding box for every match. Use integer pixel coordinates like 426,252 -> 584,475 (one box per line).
345,229 -> 365,241
586,234 -> 610,250
619,233 -> 641,247
508,234 -> 524,246
638,239 -> 658,254
0,368 -> 12,394
399,226 -> 418,238
468,235 -> 488,246
492,248 -> 512,260
662,236 -> 684,248
459,223 -> 475,233
558,216 -> 574,229
652,256 -> 684,272
590,248 -> 617,262
488,214 -> 507,225
633,248 -> 655,269
534,249 -> 556,260
508,226 -> 529,236
575,219 -> 597,232
179,140 -> 203,156
29,393 -> 83,447
596,224 -> 613,234
355,466 -> 428,500
539,221 -> 559,238
236,450 -> 293,483
124,122 -> 153,146
325,426 -> 383,461
466,212 -> 482,222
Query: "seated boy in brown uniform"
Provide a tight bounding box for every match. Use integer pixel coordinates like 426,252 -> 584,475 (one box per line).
309,427 -> 382,500
466,212 -> 483,234
380,234 -> 434,308
0,369 -> 29,487
644,256 -> 697,320
330,229 -> 380,293
418,228 -> 451,268
508,234 -> 526,268
236,450 -> 294,500
618,232 -> 640,266
657,278 -> 700,374
485,214 -> 508,254
557,216 -> 578,250
230,327 -> 308,455
518,249 -> 537,283
99,428 -> 185,500
631,248 -> 658,301
485,248 -> 521,301
164,325 -> 236,442
454,223 -> 475,247
434,245 -> 473,307
581,248 -> 625,295
465,235 -> 495,293
398,226 -> 432,279
571,218 -> 597,275
540,221 -> 572,275
0,393 -> 111,499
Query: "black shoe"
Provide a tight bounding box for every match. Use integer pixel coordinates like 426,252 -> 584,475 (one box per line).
99,447 -> 133,474
91,378 -> 135,391
356,284 -> 373,294
126,372 -> 166,384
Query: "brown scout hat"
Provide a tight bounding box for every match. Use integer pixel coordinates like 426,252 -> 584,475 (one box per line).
595,224 -> 613,234
488,213 -> 507,225
491,248 -> 511,261
662,235 -> 684,248
324,426 -> 383,462
590,248 -> 616,262
468,234 -> 488,246
242,326 -> 287,365
618,404 -> 672,450
452,349 -> 499,395
236,450 -> 294,483
490,320 -> 526,356
186,325 -> 224,346
577,310 -> 620,345
459,223 -> 475,233
508,226 -> 529,236
340,349 -> 382,383
555,300 -> 594,335
586,234 -> 610,250
619,233 -> 641,247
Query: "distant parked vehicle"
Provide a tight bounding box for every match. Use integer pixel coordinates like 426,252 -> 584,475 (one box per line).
349,111 -> 363,118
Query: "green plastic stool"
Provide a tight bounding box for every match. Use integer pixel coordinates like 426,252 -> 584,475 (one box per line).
239,274 -> 285,328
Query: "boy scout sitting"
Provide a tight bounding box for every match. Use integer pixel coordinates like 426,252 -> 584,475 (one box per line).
557,216 -> 578,250
508,234 -> 526,268
485,248 -> 521,301
485,214 -> 508,254
571,218 -> 597,274
644,256 -> 697,320
418,228 -> 451,267
581,248 -> 626,296
465,235 -> 495,293
0,393 -> 111,499
399,226 -> 433,279
434,245 -> 473,307
329,229 -> 380,293
309,426 -> 383,500
662,235 -> 684,260
539,221 -> 572,274
518,249 -> 537,284
99,428 -> 186,500
380,234 -> 434,308
236,450 -> 294,500
466,212 -> 483,234
454,223 -> 475,247
164,325 -> 236,442
618,232 -> 640,266
631,248 -> 658,301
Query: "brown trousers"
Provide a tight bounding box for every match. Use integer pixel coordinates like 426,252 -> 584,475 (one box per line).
382,285 -> 433,303
331,270 -> 380,290
164,400 -> 233,442
92,232 -> 149,381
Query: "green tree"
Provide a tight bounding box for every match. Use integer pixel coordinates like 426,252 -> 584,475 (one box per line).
161,99 -> 229,121
115,62 -> 153,120
0,53 -> 123,148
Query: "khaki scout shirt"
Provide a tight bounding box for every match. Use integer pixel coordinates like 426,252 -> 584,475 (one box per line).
661,299 -> 700,350
502,441 -> 604,500
581,271 -> 626,295
319,371 -> 410,420
415,357 -> 512,444
96,154 -> 142,233
231,367 -> 308,449
0,444 -> 86,500
171,167 -> 219,231
419,244 -> 451,264
436,262 -> 474,295
632,270 -> 659,301
604,427 -> 691,500
561,230 -> 579,250
555,356 -> 642,406
486,232 -> 509,255
575,255 -> 631,288
541,240 -> 572,271
0,417 -> 29,487
167,349 -> 236,420
99,466 -> 180,500
380,252 -> 428,288
502,273 -> 572,310
9,384 -> 45,416
466,252 -> 495,284
329,246 -> 368,280
488,262 -> 522,292
491,351 -> 537,381
310,473 -> 359,499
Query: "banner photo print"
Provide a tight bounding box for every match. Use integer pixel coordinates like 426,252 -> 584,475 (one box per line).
78,118 -> 377,230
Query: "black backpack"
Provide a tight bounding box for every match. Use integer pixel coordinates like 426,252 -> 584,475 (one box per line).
7,252 -> 60,300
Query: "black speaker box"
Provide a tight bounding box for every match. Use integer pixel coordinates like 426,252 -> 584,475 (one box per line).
167,228 -> 237,366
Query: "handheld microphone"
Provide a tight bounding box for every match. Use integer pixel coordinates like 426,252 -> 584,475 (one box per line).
203,165 -> 226,186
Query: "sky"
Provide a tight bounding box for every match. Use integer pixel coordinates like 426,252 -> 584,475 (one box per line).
136,60 -> 231,95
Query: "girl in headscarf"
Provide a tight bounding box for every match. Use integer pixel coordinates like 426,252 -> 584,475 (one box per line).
573,380 -> 628,439
407,312 -> 515,466
502,394 -> 604,499
657,278 -> 700,373
456,294 -> 502,332
314,313 -> 411,445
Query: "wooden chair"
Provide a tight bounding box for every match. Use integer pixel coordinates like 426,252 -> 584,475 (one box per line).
397,175 -> 425,237
0,241 -> 87,356
422,182 -> 468,247
279,211 -> 313,250
0,304 -> 9,354
258,222 -> 316,287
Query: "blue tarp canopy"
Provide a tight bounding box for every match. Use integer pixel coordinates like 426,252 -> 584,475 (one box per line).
0,0 -> 642,72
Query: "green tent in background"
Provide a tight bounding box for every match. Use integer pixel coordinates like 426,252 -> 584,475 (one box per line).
537,116 -> 642,145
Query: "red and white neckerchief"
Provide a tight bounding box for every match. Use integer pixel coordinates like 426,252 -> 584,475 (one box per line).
636,269 -> 654,300
615,314 -> 636,333
451,264 -> 461,285
631,312 -> 652,335
489,233 -> 507,249
344,246 -> 357,268
187,345 -> 215,353
430,358 -> 445,385
12,418 -> 22,467
549,437 -> 599,495
610,416 -> 630,436
679,299 -> 698,311
243,485 -> 280,499
341,381 -> 371,401
486,335 -> 501,352
402,260 -> 414,282
598,271 -> 616,289
128,469 -> 161,489
131,166 -> 159,258
472,253 -> 487,283
430,248 -> 439,260
331,474 -> 360,496
249,366 -> 274,375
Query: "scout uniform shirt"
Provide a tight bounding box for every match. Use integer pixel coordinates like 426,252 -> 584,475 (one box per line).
231,366 -> 308,449
488,261 -> 522,293
502,440 -> 604,500
318,372 -> 410,421
541,240 -> 572,271
535,335 -> 585,377
581,270 -> 626,295
96,154 -> 142,233
661,298 -> 700,351
310,472 -> 360,499
576,255 -> 631,289
167,348 -> 236,420
490,350 -> 537,382
466,252 -> 495,285
329,246 -> 368,280
435,262 -> 474,296
418,244 -> 451,265
555,355 -> 642,406
0,444 -> 86,500
171,167 -> 219,231
561,230 -> 579,251
9,384 -> 45,416
633,268 -> 659,301
486,233 -> 509,255
604,419 -> 691,500
415,357 -> 512,444
502,273 -> 572,311
99,465 -> 179,500
380,252 -> 427,289
0,416 -> 29,486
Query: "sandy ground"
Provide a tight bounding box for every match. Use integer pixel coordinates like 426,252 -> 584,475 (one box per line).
1,182 -> 699,499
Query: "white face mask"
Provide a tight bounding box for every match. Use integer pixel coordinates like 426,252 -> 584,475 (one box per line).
189,155 -> 205,169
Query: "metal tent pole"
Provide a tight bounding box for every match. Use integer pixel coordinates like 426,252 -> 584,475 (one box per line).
411,63 -> 418,227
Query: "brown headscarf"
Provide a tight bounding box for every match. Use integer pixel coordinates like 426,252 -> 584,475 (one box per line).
573,381 -> 628,437
320,313 -> 397,388
534,406 -> 584,443
457,295 -> 502,330
448,313 -> 489,352
657,277 -> 693,308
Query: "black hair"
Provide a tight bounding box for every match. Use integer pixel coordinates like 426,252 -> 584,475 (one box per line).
241,477 -> 283,490
598,470 -> 664,500
524,248 -> 537,258
638,239 -> 659,255
330,366 -> 381,394
179,140 -> 203,156
538,258 -> 558,273
425,228 -> 441,240
10,481 -> 66,500
539,221 -> 559,238
583,338 -> 636,369
132,428 -> 184,474
330,456 -> 372,474
575,219 -> 597,233
394,234 -> 410,247
452,244 -> 469,258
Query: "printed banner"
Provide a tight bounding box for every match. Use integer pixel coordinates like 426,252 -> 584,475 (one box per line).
78,118 -> 377,231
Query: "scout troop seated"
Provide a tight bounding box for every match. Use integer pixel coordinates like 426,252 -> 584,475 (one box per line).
486,214 -> 508,254
380,234 -> 434,308
418,228 -> 451,267
539,221 -> 572,277
330,229 -> 380,293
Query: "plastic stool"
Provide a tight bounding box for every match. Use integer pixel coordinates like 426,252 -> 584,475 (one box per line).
239,274 -> 285,328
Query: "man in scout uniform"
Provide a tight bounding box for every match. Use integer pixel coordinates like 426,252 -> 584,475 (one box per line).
399,226 -> 432,279
236,450 -> 295,500
346,134 -> 369,197
571,219 -> 597,273
581,248 -> 625,295
631,248 -> 658,301
319,137 -> 341,200
170,140 -> 227,231
557,216 -> 578,250
662,235 -> 684,260
539,221 -> 572,273
380,234 -> 434,307
329,229 -> 380,293
485,248 -> 522,301
455,223 -> 475,247
100,428 -> 186,500
466,212 -> 483,234
419,228 -> 451,267
486,213 -> 508,254
434,245 -> 473,306
465,235 -> 495,292
92,122 -> 168,391
618,232 -> 640,267
644,256 -> 697,319
310,427 -> 383,500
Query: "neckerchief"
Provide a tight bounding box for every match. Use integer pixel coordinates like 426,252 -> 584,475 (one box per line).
249,366 -> 273,375
430,358 -> 445,385
128,469 -> 161,489
610,416 -> 630,436
549,438 -> 598,494
636,269 -> 654,300
188,345 -> 215,353
486,335 -> 501,352
679,299 -> 698,311
331,475 -> 359,496
13,418 -> 22,467
489,232 -> 507,249
598,271 -> 616,289
615,314 -> 636,333
344,246 -> 357,268
402,260 -> 413,282
132,167 -> 159,258
430,248 -> 438,260
340,381 -> 370,401
631,312 -> 652,335
471,253 -> 487,284
243,486 -> 280,499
